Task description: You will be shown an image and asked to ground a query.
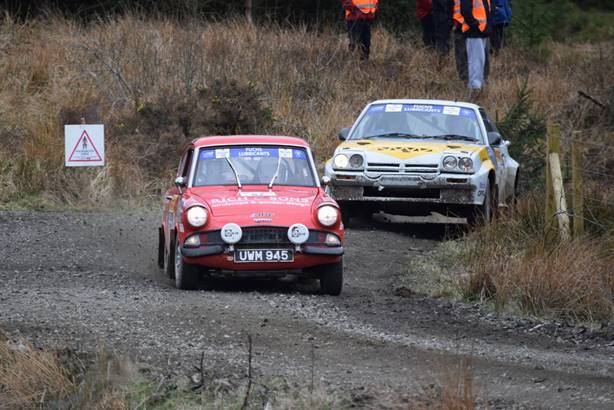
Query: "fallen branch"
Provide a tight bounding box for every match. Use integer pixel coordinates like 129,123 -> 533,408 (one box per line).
578,91 -> 606,109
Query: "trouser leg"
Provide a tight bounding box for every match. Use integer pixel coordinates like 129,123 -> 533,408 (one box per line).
454,31 -> 467,81
491,24 -> 504,54
484,38 -> 490,79
359,20 -> 371,60
420,15 -> 436,47
466,37 -> 487,89
432,0 -> 451,55
347,20 -> 359,53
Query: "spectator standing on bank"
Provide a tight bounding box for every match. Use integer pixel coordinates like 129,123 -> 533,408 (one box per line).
416,0 -> 435,48
491,0 -> 512,54
453,0 -> 492,91
341,0 -> 379,61
452,7 -> 468,81
432,0 -> 453,55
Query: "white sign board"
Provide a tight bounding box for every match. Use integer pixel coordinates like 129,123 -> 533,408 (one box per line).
65,124 -> 105,167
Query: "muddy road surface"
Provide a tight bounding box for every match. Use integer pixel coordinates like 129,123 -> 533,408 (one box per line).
1,211 -> 613,408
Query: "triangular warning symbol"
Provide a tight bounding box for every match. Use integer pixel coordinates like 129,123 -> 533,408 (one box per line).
68,130 -> 103,162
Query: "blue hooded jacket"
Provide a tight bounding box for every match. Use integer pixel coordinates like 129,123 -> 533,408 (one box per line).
492,0 -> 512,25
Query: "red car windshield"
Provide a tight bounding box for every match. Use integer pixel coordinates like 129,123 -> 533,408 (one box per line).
193,145 -> 316,187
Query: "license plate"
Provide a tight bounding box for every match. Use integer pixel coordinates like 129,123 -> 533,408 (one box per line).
234,249 -> 294,263
380,176 -> 419,186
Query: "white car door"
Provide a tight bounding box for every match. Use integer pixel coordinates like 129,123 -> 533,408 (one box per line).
479,109 -> 510,203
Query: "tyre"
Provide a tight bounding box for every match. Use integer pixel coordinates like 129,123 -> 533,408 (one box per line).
319,260 -> 343,296
164,233 -> 175,279
467,182 -> 495,226
340,204 -> 351,228
157,227 -> 165,268
174,236 -> 200,290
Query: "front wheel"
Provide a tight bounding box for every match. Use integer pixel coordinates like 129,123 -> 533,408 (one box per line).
340,204 -> 351,228
319,260 -> 343,296
174,237 -> 200,290
467,182 -> 495,226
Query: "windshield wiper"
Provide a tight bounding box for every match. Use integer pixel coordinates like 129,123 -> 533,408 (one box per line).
268,155 -> 282,190
225,156 -> 242,189
362,132 -> 421,139
430,134 -> 478,142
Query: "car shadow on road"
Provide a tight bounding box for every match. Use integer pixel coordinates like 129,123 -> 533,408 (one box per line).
194,275 -> 321,294
348,213 -> 466,241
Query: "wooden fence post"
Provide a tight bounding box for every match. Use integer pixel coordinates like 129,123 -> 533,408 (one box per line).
571,134 -> 584,237
549,153 -> 571,242
545,123 -> 560,227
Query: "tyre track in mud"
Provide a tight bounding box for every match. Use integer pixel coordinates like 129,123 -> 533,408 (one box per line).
0,211 -> 613,409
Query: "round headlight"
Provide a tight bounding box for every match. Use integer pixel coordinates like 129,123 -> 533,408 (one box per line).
458,157 -> 473,172
442,156 -> 458,171
221,223 -> 242,244
349,154 -> 364,169
288,224 -> 309,245
186,206 -> 208,227
333,154 -> 349,169
317,205 -> 339,227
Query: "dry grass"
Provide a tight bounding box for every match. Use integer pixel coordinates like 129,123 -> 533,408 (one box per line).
413,358 -> 478,410
0,14 -> 612,205
463,194 -> 614,322
0,338 -> 75,409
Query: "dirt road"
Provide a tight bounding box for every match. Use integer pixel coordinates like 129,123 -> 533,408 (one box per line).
1,211 -> 613,408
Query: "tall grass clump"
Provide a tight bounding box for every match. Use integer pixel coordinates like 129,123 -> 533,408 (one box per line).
0,337 -> 75,409
463,192 -> 614,322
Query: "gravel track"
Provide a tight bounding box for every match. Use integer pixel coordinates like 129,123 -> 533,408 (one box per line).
1,211 -> 613,409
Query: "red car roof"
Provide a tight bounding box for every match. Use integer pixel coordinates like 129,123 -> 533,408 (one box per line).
192,135 -> 310,148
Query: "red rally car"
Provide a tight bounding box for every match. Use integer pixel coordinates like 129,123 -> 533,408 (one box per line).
158,135 -> 345,295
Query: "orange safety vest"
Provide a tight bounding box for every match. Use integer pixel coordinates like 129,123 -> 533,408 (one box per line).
453,0 -> 490,33
345,0 -> 379,19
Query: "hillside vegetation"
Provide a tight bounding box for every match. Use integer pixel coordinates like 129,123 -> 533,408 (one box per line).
0,14 -> 611,205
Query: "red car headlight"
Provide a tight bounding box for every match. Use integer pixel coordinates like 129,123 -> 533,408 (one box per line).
317,205 -> 338,227
186,206 -> 208,227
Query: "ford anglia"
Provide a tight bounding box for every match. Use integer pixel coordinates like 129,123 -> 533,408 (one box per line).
158,136 -> 344,295
325,99 -> 520,225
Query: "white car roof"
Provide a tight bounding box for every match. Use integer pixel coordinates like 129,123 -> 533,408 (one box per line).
368,99 -> 481,111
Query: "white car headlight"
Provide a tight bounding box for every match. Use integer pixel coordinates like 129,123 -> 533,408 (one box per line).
349,154 -> 364,169
458,157 -> 473,172
317,206 -> 338,226
333,154 -> 349,169
186,206 -> 208,227
442,156 -> 458,171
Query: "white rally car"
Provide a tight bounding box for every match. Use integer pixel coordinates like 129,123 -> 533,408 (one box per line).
324,99 -> 520,225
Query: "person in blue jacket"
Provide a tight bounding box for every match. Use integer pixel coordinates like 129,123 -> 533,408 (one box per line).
491,0 -> 512,54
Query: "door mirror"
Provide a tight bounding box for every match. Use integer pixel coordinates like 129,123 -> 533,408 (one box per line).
321,175 -> 331,186
339,128 -> 350,141
175,176 -> 187,187
488,131 -> 502,146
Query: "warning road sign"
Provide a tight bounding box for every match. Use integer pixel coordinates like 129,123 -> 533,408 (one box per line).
65,124 -> 105,167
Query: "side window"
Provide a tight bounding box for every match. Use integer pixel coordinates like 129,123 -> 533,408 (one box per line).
177,149 -> 194,178
479,109 -> 498,133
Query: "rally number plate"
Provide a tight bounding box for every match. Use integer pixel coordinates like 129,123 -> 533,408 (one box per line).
380,176 -> 420,186
234,249 -> 294,263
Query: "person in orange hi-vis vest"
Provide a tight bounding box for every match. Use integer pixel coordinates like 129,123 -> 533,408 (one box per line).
341,0 -> 379,61
453,0 -> 492,91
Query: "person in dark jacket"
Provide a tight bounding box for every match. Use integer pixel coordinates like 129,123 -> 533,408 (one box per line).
454,0 -> 492,90
491,0 -> 512,54
416,0 -> 435,48
432,0 -> 453,55
341,0 -> 379,61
